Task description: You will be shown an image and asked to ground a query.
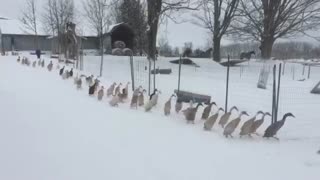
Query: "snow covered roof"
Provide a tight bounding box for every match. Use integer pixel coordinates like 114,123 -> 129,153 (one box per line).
106,22 -> 125,34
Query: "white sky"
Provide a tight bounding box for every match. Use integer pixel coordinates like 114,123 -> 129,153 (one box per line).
0,0 -> 319,48
0,0 -> 211,48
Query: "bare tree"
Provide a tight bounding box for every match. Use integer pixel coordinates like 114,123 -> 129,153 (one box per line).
43,0 -> 74,53
233,0 -> 320,59
20,0 -> 39,49
146,0 -> 198,61
158,35 -> 173,56
83,0 -> 113,76
194,0 -> 239,62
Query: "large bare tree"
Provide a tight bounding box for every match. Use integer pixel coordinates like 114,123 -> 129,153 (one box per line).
20,0 -> 39,49
146,0 -> 198,61
194,0 -> 239,62
233,0 -> 320,59
83,0 -> 113,76
43,0 -> 74,53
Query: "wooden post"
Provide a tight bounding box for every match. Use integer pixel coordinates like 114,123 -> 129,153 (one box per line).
225,55 -> 230,112
178,55 -> 182,93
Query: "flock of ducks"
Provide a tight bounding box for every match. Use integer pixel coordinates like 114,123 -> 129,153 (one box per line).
17,56 -> 296,140
175,101 -> 295,140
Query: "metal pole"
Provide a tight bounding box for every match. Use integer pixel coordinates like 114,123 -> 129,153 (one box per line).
153,56 -> 156,91
225,55 -> 230,112
308,65 -> 311,79
0,28 -> 4,55
282,62 -> 285,76
148,59 -> 151,96
275,63 -> 282,122
99,32 -> 104,77
178,55 -> 182,92
272,65 -> 276,124
80,39 -> 84,71
293,65 -> 295,80
130,55 -> 135,91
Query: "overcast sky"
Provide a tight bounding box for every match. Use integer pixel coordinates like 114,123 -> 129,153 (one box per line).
0,0 -> 214,48
1,0 -> 318,48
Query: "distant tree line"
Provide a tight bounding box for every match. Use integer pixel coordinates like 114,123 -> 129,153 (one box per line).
157,40 -> 320,60
221,42 -> 320,60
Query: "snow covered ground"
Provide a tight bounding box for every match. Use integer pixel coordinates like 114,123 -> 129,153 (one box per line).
0,54 -> 319,180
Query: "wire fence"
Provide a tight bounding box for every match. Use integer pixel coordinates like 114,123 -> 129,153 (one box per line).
80,55 -> 320,122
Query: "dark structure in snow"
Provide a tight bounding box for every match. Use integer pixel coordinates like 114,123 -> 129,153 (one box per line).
311,81 -> 320,94
220,59 -> 249,67
170,58 -> 199,67
240,51 -> 255,60
151,68 -> 172,74
174,89 -> 211,105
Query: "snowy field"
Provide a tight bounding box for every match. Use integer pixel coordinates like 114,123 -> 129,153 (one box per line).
0,53 -> 320,180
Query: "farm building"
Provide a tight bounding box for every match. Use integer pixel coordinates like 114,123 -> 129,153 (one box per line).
1,18 -> 135,54
0,18 -> 99,53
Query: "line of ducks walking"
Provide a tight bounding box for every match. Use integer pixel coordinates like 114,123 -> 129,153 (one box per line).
17,56 -> 295,140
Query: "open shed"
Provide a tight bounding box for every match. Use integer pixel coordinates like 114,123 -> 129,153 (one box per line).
104,23 -> 135,51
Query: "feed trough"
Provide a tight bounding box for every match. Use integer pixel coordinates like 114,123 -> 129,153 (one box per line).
220,59 -> 249,67
174,89 -> 211,105
151,68 -> 172,75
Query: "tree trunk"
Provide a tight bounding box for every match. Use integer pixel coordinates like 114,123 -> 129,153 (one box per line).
213,0 -> 221,62
213,36 -> 221,62
260,37 -> 274,59
147,0 -> 161,61
147,22 -> 158,61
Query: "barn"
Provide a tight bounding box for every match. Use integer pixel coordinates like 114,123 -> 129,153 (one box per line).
0,18 -> 99,53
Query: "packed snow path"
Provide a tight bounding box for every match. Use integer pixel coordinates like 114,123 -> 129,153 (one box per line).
0,58 -> 319,180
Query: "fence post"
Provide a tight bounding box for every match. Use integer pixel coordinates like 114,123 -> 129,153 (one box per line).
148,59 -> 151,96
272,65 -> 277,124
275,63 -> 282,122
178,55 -> 182,93
292,64 -> 295,80
308,65 -> 311,79
225,55 -> 230,112
129,55 -> 135,91
153,56 -> 156,92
